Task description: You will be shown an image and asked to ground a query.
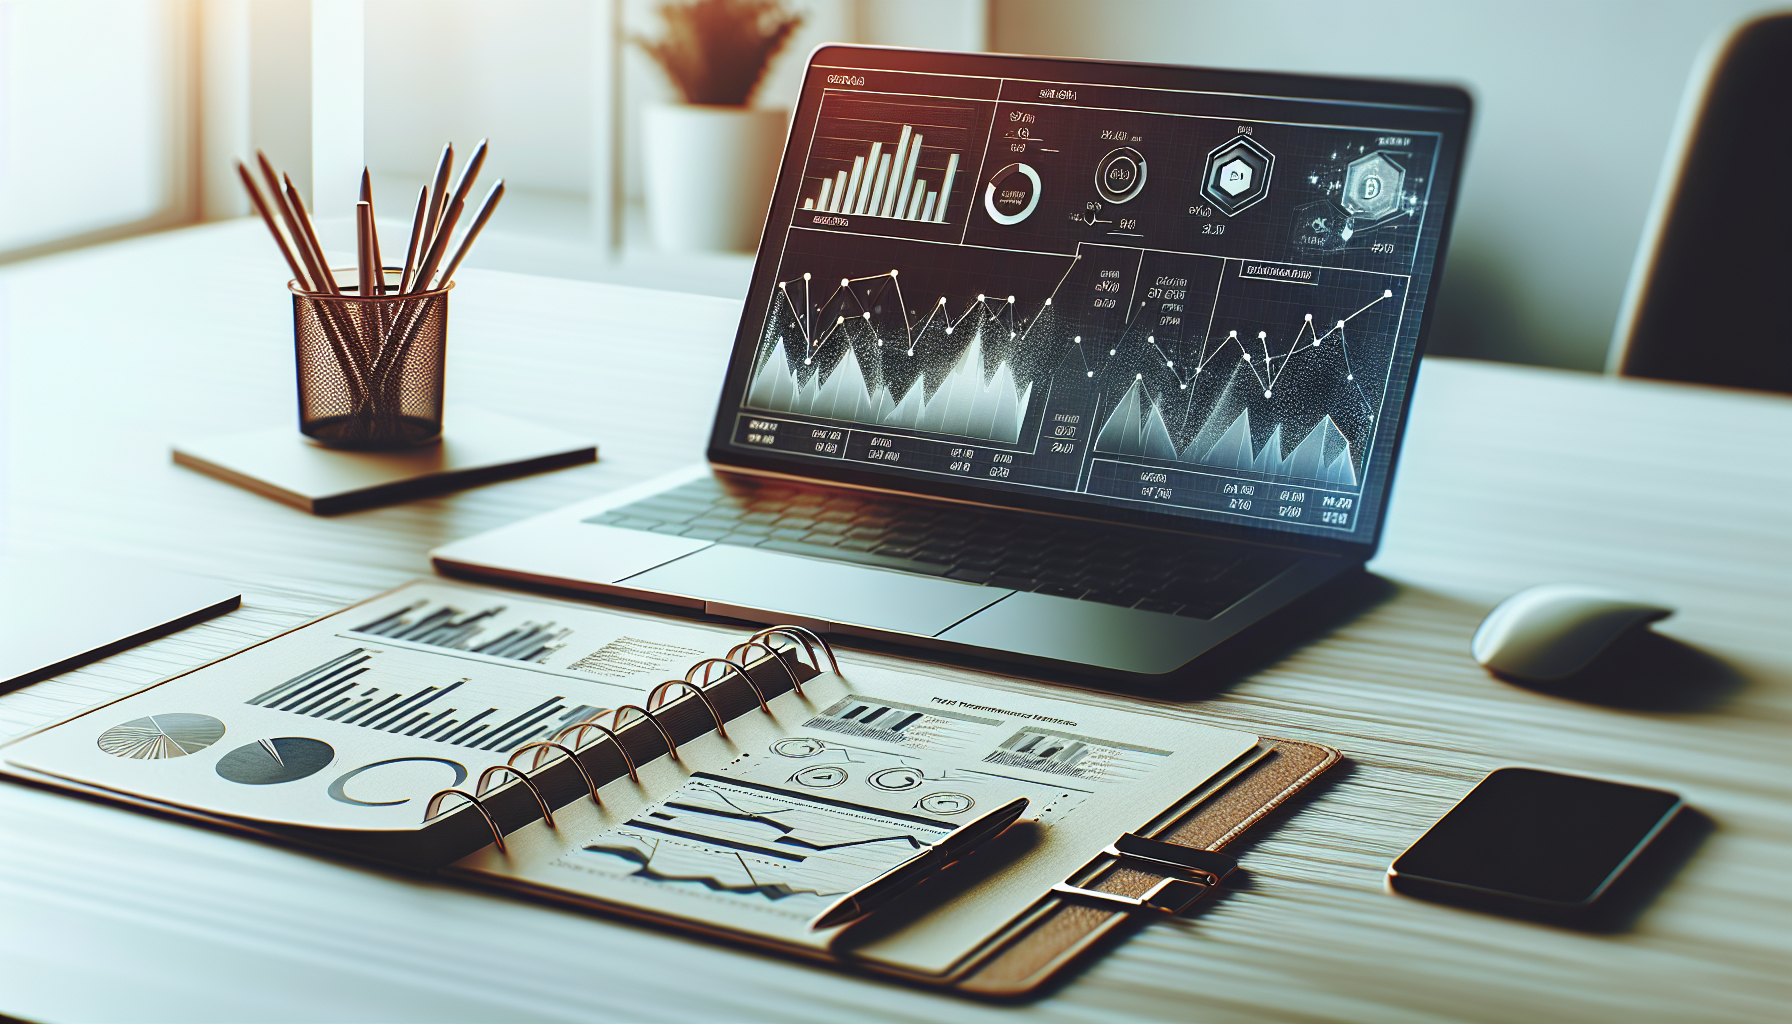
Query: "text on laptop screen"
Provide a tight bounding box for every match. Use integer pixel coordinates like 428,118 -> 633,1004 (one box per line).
713,52 -> 1465,543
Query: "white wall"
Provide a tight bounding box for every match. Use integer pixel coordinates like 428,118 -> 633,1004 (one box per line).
199,0 -> 250,221
365,0 -> 595,195
991,0 -> 1783,369
855,0 -> 984,51
0,0 -> 185,253
247,0 -> 313,203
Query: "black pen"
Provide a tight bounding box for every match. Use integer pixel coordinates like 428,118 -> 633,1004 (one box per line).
811,797 -> 1029,930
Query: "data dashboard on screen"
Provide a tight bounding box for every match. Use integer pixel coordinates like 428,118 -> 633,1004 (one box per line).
713,52 -> 1465,543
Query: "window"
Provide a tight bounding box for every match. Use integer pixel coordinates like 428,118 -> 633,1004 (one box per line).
0,0 -> 195,260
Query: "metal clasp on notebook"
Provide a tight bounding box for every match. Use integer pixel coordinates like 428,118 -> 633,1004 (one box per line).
1049,832 -> 1238,914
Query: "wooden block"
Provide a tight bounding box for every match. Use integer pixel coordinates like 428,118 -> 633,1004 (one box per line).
172,407 -> 597,514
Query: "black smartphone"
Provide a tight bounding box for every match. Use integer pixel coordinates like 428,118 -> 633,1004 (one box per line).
1388,768 -> 1683,922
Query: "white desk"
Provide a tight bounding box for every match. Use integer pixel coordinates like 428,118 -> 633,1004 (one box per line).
1,221 -> 1788,1023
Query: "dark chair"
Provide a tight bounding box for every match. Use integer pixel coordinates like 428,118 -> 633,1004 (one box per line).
1609,13 -> 1792,393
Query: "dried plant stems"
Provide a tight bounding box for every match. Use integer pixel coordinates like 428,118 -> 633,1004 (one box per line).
634,0 -> 802,106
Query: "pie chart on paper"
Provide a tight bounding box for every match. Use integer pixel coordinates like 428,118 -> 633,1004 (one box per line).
214,737 -> 336,785
95,713 -> 225,759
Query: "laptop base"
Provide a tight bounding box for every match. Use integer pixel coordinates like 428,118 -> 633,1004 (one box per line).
432,465 -> 1350,682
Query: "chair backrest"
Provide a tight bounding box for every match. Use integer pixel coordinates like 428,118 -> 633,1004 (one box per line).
1609,13 -> 1792,393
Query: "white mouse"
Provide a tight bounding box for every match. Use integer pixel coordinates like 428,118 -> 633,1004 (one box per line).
1471,584 -> 1674,682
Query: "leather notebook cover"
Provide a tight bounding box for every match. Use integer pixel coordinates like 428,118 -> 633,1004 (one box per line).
947,737 -> 1341,997
0,577 -> 1341,999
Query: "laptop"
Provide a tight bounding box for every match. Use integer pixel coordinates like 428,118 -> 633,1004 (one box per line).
433,46 -> 1471,682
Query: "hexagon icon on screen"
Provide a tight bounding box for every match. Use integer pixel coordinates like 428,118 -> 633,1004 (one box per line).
1342,152 -> 1406,222
1201,135 -> 1274,216
1217,159 -> 1252,195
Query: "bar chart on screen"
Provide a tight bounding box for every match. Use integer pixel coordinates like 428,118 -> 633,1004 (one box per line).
800,95 -> 979,225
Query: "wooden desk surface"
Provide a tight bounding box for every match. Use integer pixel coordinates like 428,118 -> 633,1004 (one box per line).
2,222 -> 1788,1024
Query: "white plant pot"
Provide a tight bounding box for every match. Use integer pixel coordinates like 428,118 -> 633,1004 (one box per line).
641,104 -> 786,253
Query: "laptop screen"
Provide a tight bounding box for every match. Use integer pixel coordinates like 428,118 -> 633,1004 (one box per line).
709,47 -> 1469,551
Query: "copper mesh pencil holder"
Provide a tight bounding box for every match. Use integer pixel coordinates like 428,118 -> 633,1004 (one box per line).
292,268 -> 452,449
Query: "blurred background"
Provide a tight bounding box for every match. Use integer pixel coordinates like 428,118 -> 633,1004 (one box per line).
0,0 -> 1780,371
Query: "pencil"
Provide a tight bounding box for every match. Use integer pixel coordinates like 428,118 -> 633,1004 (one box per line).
377,177 -> 502,382
443,139 -> 489,227
283,173 -> 371,382
407,191 -> 464,296
360,170 -> 385,295
282,174 -> 336,295
253,153 -> 368,398
257,152 -> 329,295
433,180 -> 505,287
381,187 -> 463,381
356,201 -> 374,298
408,139 -> 486,295
236,161 -> 310,289
422,143 -> 454,253
379,173 -> 477,374
398,184 -> 428,294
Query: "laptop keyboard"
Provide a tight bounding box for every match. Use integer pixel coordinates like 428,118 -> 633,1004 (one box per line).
583,477 -> 1297,620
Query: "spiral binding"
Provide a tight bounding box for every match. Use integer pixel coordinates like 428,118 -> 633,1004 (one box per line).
552,720 -> 637,781
420,626 -> 837,851
647,680 -> 726,736
423,789 -> 509,852
606,704 -> 679,761
508,741 -> 600,804
722,642 -> 801,701
476,764 -> 555,826
684,657 -> 768,713
750,625 -> 838,676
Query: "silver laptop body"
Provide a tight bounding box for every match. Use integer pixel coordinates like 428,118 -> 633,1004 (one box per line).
434,47 -> 1471,682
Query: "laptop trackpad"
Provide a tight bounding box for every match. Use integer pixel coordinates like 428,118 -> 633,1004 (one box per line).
620,545 -> 1010,637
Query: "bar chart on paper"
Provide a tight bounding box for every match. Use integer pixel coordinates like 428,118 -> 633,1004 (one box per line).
801,95 -> 978,224
350,597 -> 571,664
982,727 -> 1169,783
803,696 -> 996,752
243,649 -> 607,754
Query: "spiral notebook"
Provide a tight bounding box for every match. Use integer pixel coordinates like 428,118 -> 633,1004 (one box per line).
0,580 -> 1339,995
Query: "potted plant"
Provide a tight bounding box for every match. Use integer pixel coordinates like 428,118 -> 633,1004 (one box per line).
635,0 -> 802,252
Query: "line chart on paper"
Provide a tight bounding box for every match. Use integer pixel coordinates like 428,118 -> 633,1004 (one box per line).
576,774 -> 958,919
